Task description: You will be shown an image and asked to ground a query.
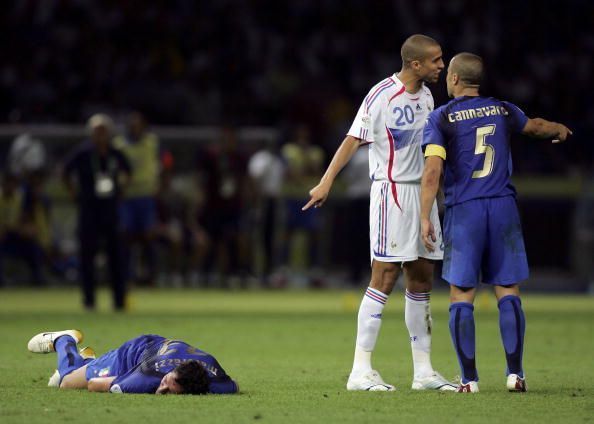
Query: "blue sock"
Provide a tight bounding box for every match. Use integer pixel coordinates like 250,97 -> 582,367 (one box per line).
55,336 -> 85,382
498,295 -> 525,378
449,302 -> 478,383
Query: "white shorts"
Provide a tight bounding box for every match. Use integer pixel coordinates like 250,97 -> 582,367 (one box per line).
369,181 -> 443,263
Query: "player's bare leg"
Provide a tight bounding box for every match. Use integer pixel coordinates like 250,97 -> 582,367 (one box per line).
347,260 -> 399,391
448,285 -> 479,392
48,346 -> 96,387
404,259 -> 456,390
368,260 -> 400,294
494,284 -> 527,392
60,365 -> 89,389
450,285 -> 476,303
494,284 -> 520,300
27,330 -> 91,389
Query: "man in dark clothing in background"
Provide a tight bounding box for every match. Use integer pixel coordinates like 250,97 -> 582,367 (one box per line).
62,114 -> 131,311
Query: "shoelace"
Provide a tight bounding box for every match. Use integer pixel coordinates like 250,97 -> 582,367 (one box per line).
36,340 -> 53,351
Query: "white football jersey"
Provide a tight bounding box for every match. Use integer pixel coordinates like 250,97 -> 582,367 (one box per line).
347,75 -> 434,183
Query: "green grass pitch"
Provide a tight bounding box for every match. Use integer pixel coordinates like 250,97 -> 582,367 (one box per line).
0,288 -> 592,423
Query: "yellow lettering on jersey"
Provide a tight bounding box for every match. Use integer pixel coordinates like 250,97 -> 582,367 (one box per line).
158,340 -> 179,356
447,106 -> 509,123
472,125 -> 497,179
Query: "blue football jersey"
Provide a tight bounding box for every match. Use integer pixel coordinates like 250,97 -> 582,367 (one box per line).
86,335 -> 238,394
422,96 -> 528,206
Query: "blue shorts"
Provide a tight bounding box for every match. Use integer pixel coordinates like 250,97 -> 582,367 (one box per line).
119,197 -> 156,233
85,348 -> 120,380
442,196 -> 529,287
85,335 -> 165,380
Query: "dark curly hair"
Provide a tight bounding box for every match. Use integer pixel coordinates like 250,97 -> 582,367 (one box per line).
174,360 -> 209,395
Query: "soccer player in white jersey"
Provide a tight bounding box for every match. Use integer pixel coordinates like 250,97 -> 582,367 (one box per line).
303,34 -> 456,391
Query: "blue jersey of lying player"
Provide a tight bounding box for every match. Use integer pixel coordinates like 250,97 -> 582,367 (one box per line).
422,95 -> 528,206
85,335 -> 238,394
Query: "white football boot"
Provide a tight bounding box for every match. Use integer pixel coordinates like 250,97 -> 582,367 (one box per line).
506,374 -> 527,392
27,330 -> 84,354
457,380 -> 479,393
347,370 -> 396,391
412,372 -> 457,391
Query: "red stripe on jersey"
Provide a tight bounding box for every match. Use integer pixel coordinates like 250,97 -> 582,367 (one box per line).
385,85 -> 405,210
385,127 -> 403,211
388,85 -> 406,104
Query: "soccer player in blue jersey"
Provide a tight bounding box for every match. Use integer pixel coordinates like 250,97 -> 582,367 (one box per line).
420,53 -> 572,393
27,330 -> 239,395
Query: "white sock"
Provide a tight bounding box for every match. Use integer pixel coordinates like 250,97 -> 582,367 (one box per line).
405,290 -> 434,379
351,287 -> 388,376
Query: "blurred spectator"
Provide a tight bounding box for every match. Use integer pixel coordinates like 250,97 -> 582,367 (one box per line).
248,139 -> 286,286
340,146 -> 372,286
114,112 -> 160,285
195,127 -> 251,287
0,174 -> 23,283
62,114 -> 131,311
280,125 -> 325,286
0,172 -> 47,286
7,134 -> 47,178
572,172 -> 594,292
154,151 -> 209,287
1,131 -> 51,286
19,170 -> 52,285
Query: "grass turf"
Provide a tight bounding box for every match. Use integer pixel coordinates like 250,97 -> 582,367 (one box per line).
0,288 -> 592,423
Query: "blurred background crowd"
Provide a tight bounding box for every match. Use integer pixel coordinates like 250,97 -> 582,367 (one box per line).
0,0 -> 592,306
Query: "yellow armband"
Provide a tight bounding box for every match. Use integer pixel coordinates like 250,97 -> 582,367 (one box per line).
424,144 -> 446,160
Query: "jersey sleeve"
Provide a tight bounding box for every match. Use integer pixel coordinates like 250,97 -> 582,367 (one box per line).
347,89 -> 383,144
422,109 -> 447,159
502,101 -> 529,134
209,377 -> 239,394
110,370 -> 159,394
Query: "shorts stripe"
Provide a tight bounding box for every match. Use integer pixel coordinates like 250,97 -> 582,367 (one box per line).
377,183 -> 384,254
380,183 -> 385,254
376,184 -> 381,253
383,183 -> 388,254
380,182 -> 388,255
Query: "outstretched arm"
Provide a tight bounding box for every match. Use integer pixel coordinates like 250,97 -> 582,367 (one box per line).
302,135 -> 361,210
522,118 -> 572,142
88,376 -> 117,392
420,155 -> 444,252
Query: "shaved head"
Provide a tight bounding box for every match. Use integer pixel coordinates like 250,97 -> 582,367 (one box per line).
401,34 -> 441,67
449,53 -> 483,87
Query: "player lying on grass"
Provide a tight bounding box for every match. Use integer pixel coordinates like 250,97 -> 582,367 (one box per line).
27,330 -> 239,395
